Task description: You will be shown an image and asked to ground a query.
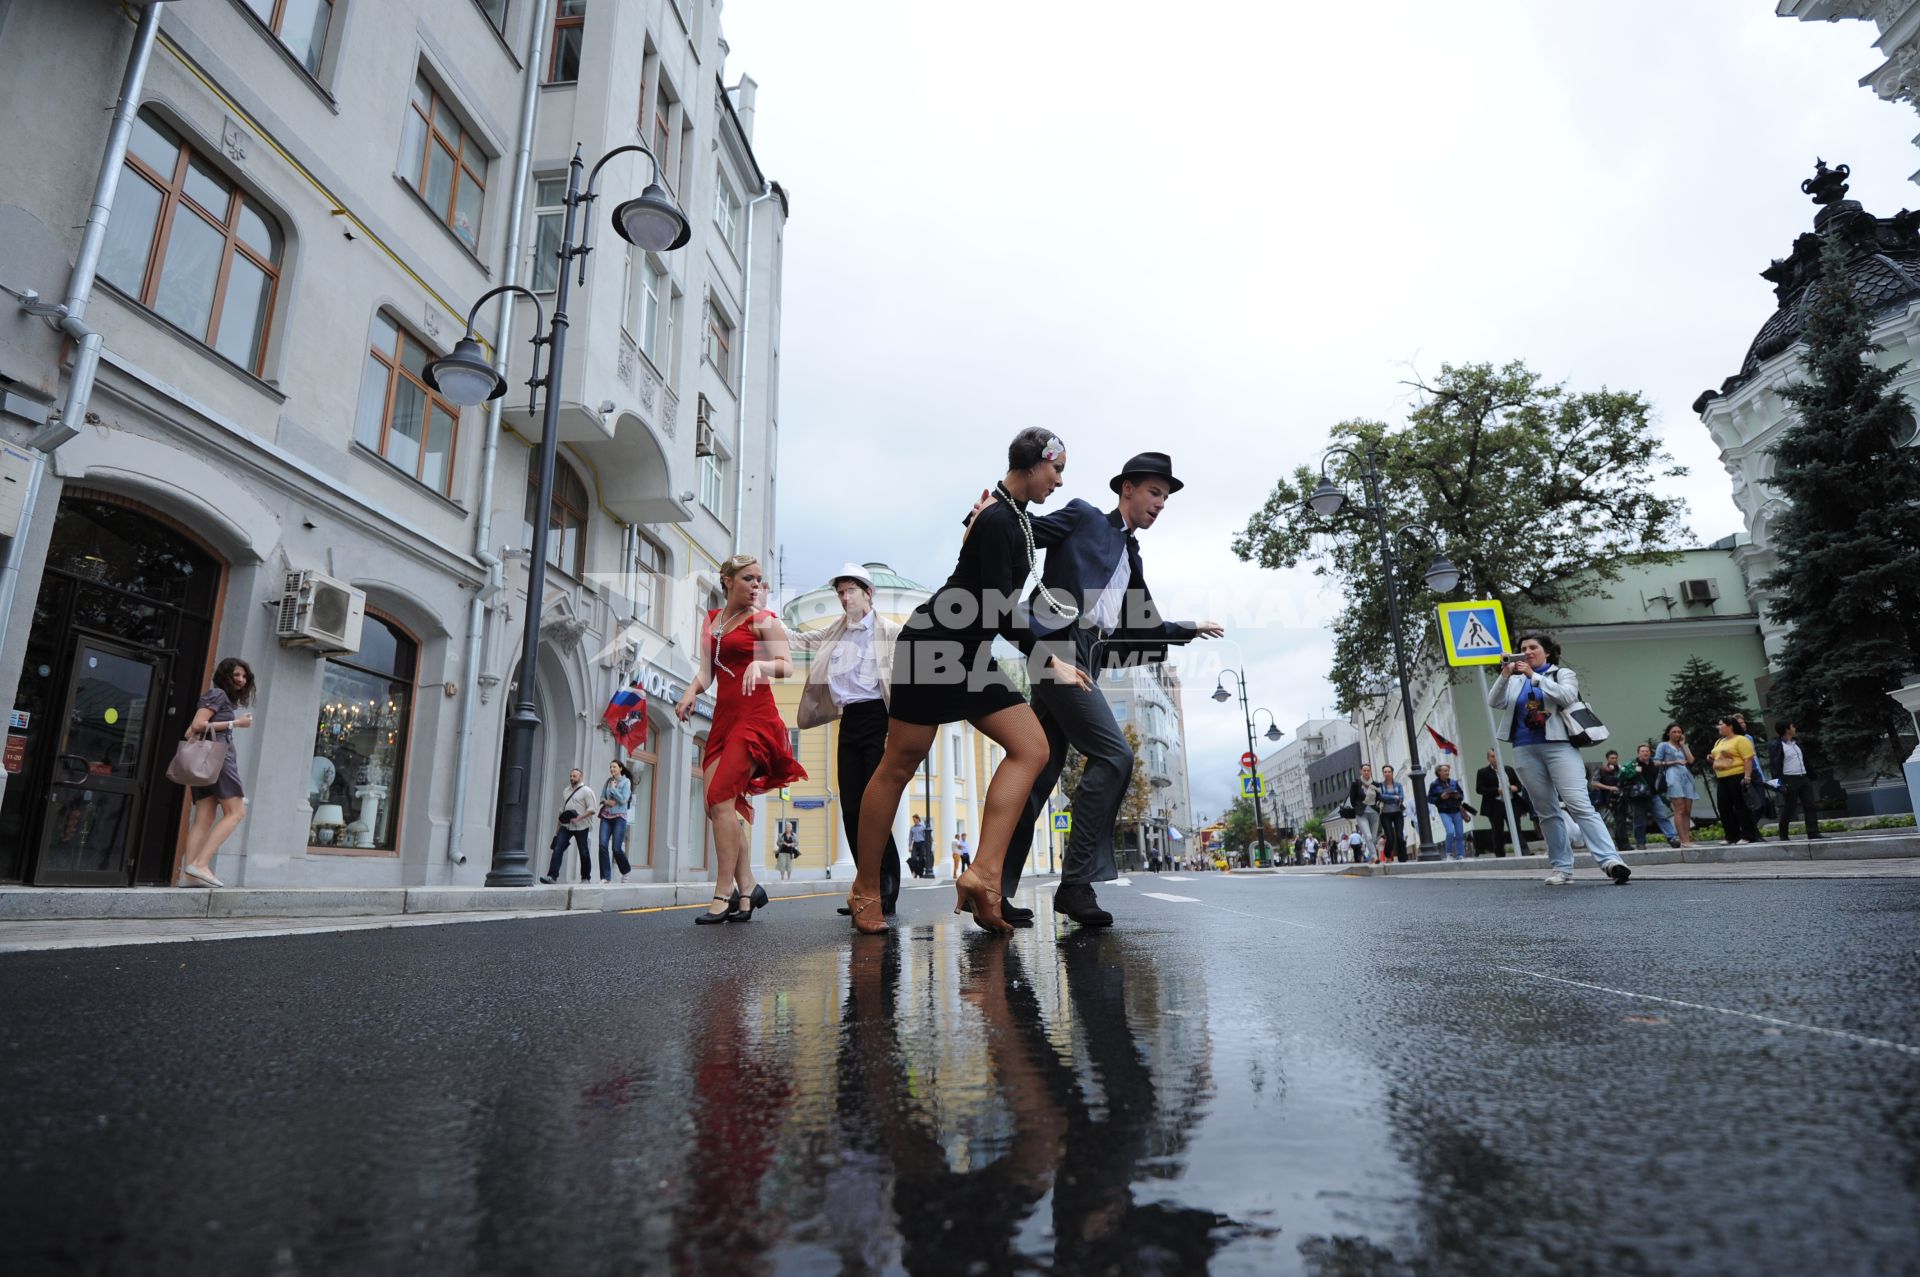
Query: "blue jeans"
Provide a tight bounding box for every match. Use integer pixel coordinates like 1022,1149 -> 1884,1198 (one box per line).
1512,742 -> 1623,872
1438,810 -> 1466,858
597,817 -> 631,880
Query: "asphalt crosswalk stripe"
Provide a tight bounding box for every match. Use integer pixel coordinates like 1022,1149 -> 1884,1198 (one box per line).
1141,892 -> 1199,902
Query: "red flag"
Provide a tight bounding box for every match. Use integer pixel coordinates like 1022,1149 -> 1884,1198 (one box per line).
604,683 -> 647,753
1425,724 -> 1459,756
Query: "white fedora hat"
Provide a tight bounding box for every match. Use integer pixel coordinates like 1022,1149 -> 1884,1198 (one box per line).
829,563 -> 874,591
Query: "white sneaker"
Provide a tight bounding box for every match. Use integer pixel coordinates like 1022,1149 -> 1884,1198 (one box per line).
1543,870 -> 1574,886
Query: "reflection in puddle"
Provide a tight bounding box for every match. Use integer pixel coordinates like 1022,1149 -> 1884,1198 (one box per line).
582,907 -> 1418,1273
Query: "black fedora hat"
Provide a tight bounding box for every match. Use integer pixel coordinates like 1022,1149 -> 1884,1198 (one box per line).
1110,451 -> 1184,495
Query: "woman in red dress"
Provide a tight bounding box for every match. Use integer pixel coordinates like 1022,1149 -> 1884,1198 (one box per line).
676,554 -> 807,924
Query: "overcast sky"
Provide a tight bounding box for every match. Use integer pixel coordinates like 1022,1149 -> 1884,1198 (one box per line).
720,0 -> 1920,821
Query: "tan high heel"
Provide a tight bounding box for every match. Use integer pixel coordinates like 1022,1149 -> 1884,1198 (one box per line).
953,872 -> 1011,934
847,893 -> 889,935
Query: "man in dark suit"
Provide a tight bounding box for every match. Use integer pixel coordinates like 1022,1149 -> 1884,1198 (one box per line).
1475,748 -> 1526,856
1769,721 -> 1824,841
992,452 -> 1223,926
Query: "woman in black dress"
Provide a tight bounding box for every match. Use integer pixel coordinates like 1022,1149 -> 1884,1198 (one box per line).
178,657 -> 254,887
845,428 -> 1091,934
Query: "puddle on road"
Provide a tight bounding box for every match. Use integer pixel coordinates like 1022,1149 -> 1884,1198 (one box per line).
563,908 -> 1421,1274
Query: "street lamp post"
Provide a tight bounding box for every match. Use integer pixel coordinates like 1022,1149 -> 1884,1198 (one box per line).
1306,441 -> 1460,861
1212,670 -> 1283,865
426,142 -> 690,887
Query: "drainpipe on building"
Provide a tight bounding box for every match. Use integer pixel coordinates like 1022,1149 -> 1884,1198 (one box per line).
731,184 -> 780,556
0,0 -> 168,812
445,0 -> 552,868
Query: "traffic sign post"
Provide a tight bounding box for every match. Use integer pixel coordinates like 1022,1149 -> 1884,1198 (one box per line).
1437,598 -> 1525,857
1052,812 -> 1072,833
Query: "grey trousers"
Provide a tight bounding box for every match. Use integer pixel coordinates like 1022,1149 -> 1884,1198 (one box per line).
1001,629 -> 1134,894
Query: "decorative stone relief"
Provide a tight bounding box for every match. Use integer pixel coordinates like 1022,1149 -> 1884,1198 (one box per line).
423,305 -> 443,341
221,117 -> 250,165
640,370 -> 659,412
662,390 -> 678,439
617,337 -> 636,386
545,613 -> 593,654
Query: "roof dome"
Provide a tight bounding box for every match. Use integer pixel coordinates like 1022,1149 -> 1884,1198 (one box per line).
781,561 -> 932,629
1695,161 -> 1920,413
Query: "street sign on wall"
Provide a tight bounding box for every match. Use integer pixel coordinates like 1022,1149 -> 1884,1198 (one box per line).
1436,599 -> 1512,667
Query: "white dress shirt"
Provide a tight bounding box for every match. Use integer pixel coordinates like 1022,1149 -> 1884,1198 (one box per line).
827,610 -> 884,706
1780,738 -> 1806,776
1085,518 -> 1135,634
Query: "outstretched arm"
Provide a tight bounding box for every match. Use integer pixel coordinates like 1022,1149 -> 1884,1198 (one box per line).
743,613 -> 795,696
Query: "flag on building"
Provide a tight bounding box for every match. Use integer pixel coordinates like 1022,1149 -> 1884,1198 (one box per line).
1425,724 -> 1458,756
604,682 -> 647,753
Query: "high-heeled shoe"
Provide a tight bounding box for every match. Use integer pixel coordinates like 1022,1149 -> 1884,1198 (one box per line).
694,895 -> 734,925
733,883 -> 767,922
846,893 -> 888,934
953,872 -> 1011,934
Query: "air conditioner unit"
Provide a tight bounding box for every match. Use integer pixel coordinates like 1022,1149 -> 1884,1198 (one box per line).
695,421 -> 716,457
1679,578 -> 1721,604
276,569 -> 366,652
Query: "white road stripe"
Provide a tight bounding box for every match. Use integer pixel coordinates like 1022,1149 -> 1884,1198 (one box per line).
1141,892 -> 1199,903
1493,965 -> 1920,1057
1110,877 -> 1132,887
1161,875 -> 1194,882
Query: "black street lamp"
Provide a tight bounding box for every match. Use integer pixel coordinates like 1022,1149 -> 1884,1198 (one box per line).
426,142 -> 689,887
1306,441 -> 1460,861
1213,669 -> 1283,864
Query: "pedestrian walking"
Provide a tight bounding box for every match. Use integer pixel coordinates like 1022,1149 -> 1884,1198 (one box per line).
542,767 -> 596,883
597,760 -> 634,882
951,831 -> 971,878
177,657 -> 255,887
1619,742 -> 1680,848
1346,828 -> 1366,863
1475,748 -> 1525,856
1427,763 -> 1468,859
843,429 -> 1086,934
1375,765 -> 1408,862
775,822 -> 799,879
984,449 -> 1222,928
1709,716 -> 1764,846
792,563 -> 906,918
907,814 -> 932,878
677,553 -> 807,924
1487,631 -> 1631,886
1347,763 -> 1382,855
1654,723 -> 1698,847
1769,722 -> 1824,841
1303,833 -> 1320,865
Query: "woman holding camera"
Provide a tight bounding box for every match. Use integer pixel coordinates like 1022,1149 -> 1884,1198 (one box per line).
1488,632 -> 1632,886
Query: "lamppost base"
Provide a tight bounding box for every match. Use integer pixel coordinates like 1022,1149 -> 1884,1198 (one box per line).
486,864 -> 538,887
1414,846 -> 1443,862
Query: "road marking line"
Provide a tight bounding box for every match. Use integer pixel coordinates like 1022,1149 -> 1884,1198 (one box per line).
620,890 -> 842,915
1493,966 -> 1920,1057
1188,902 -> 1315,930
1111,877 -> 1132,887
1140,892 -> 1199,902
1161,875 -> 1195,881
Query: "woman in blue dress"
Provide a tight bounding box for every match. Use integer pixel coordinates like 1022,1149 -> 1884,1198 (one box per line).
1653,722 -> 1697,848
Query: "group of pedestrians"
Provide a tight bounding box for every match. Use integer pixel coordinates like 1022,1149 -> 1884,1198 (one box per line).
538,760 -> 638,885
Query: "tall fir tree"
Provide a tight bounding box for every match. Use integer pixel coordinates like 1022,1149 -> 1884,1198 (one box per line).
1761,231 -> 1920,774
1661,656 -> 1753,766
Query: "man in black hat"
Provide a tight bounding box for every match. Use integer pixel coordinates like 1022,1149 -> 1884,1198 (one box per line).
988,452 -> 1223,926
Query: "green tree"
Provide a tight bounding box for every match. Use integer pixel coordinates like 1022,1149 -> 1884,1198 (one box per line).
1057,747 -> 1087,802
1761,231 -> 1920,774
1221,794 -> 1260,851
1115,724 -> 1152,844
1661,656 -> 1752,773
1233,360 -> 1689,710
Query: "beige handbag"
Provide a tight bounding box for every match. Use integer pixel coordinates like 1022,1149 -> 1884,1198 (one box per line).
166,733 -> 228,786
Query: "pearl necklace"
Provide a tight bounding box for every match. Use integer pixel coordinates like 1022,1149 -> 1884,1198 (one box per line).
995,481 -> 1080,623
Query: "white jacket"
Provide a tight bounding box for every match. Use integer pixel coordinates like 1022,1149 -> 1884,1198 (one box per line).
1487,665 -> 1582,744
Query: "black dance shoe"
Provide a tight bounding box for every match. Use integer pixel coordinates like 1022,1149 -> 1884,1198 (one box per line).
1053,883 -> 1113,928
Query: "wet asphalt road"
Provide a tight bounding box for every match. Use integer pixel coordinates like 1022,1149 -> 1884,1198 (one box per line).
2,871 -> 1918,1277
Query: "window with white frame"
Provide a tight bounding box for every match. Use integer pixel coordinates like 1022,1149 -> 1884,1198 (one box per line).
699,446 -> 725,517
713,167 -> 740,249
531,176 -> 566,291
634,532 -> 667,627
633,257 -> 665,364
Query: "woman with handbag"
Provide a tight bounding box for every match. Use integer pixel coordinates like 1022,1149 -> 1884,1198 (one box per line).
1653,723 -> 1697,847
176,657 -> 255,887
1377,764 -> 1408,862
598,760 -> 634,883
1487,631 -> 1631,886
1709,716 -> 1764,846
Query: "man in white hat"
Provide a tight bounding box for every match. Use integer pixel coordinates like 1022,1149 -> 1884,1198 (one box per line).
792,563 -> 906,916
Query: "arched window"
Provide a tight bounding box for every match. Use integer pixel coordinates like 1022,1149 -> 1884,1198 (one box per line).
524,456 -> 588,576
97,110 -> 284,374
309,613 -> 418,853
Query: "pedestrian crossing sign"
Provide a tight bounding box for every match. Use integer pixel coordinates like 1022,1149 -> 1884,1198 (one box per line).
1436,599 -> 1511,667
1052,812 -> 1072,833
1240,774 -> 1265,797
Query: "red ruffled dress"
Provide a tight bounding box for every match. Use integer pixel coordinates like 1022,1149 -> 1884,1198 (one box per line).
702,609 -> 807,819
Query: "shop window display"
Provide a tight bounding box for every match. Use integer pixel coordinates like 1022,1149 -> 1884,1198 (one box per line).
308,614 -> 416,850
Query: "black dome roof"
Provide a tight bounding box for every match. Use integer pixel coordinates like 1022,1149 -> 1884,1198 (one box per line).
1694,166 -> 1920,414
